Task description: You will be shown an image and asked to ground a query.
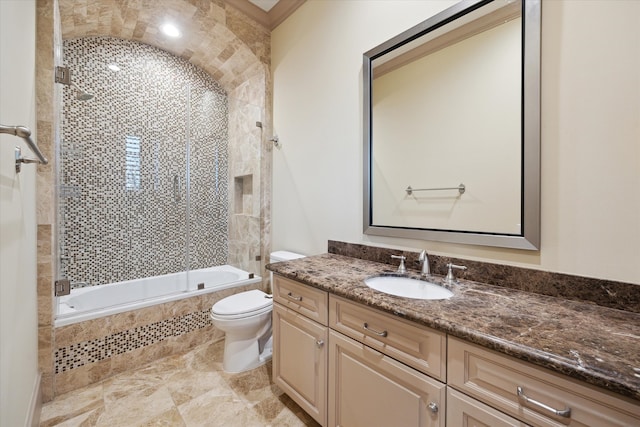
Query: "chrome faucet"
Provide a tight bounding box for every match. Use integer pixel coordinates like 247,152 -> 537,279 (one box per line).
418,250 -> 430,277
445,263 -> 467,284
390,255 -> 407,274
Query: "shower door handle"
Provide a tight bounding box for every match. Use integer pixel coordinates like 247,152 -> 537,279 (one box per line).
173,175 -> 181,202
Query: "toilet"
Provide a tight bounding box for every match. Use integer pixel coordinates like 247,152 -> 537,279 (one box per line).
210,251 -> 305,373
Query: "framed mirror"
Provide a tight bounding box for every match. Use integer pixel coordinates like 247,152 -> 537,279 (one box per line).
363,0 -> 540,250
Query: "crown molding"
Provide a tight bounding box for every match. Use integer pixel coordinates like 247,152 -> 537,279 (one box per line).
225,0 -> 306,31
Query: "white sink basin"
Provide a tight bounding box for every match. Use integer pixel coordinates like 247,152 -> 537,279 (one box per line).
364,276 -> 453,300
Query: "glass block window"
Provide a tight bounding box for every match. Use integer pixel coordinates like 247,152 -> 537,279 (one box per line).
125,135 -> 141,190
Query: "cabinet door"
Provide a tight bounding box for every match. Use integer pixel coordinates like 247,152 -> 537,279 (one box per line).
273,303 -> 328,426
328,330 -> 445,427
447,388 -> 530,426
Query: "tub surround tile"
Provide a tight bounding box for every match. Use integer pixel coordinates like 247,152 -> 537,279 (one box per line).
37,291 -> 53,328
37,248 -> 54,327
165,295 -> 202,318
38,326 -> 54,376
34,0 -> 61,405
35,122 -> 55,228
37,221 -> 55,402
37,261 -> 53,285
37,223 -> 52,255
161,326 -> 218,359
228,67 -> 268,276
267,252 -> 640,402
55,310 -> 212,374
55,282 -> 259,347
328,240 -> 640,313
55,358 -> 112,396
53,282 -> 261,394
114,305 -> 169,333
55,316 -> 125,349
54,321 -> 96,349
40,373 -> 55,403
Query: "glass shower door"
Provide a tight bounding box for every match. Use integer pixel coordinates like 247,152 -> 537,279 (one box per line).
185,84 -> 229,281
56,37 -> 191,314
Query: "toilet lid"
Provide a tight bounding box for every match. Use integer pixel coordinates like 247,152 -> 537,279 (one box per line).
211,289 -> 272,316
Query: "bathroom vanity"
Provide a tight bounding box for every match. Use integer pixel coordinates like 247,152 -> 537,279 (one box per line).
269,254 -> 640,427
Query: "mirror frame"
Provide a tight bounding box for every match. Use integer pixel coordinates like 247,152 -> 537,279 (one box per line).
363,0 -> 540,250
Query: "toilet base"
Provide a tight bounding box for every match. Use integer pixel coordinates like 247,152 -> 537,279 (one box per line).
222,335 -> 273,373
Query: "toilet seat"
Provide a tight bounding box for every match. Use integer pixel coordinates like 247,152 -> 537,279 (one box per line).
211,289 -> 272,319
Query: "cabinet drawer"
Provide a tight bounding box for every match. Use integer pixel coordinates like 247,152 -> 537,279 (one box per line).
448,337 -> 640,427
329,295 -> 446,381
447,387 -> 529,427
273,275 -> 328,325
329,330 -> 446,427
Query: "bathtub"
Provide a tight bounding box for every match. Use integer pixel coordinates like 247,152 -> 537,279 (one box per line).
55,265 -> 261,327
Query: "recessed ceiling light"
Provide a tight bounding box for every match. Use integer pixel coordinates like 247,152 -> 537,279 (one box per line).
107,63 -> 121,72
161,23 -> 181,38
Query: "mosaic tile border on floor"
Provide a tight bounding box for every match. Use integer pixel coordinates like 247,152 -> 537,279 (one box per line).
55,310 -> 212,373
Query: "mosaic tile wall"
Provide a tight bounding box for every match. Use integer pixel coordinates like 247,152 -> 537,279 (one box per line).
60,37 -> 229,287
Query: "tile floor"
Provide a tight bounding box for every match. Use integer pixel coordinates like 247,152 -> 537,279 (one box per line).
40,340 -> 321,427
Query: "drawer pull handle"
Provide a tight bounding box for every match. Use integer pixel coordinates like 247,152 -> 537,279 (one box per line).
363,323 -> 388,337
517,386 -> 571,418
316,339 -> 324,348
286,292 -> 302,301
427,402 -> 438,414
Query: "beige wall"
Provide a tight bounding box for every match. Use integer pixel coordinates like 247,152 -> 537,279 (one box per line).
0,1 -> 40,425
272,0 -> 640,284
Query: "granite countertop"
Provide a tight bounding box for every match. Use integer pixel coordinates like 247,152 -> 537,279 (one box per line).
267,253 -> 640,402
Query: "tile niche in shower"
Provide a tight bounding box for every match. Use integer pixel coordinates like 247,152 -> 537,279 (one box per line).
59,36 -> 229,288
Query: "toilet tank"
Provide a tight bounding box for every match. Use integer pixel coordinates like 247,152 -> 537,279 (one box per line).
269,251 -> 305,263
269,251 -> 305,293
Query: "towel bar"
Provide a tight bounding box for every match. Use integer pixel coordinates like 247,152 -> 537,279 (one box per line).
0,124 -> 48,173
406,183 -> 465,196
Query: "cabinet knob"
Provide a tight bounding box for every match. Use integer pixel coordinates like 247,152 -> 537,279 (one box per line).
316,339 -> 324,348
427,402 -> 438,414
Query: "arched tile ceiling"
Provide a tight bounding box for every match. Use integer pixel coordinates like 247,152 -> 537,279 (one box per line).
58,0 -> 270,92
